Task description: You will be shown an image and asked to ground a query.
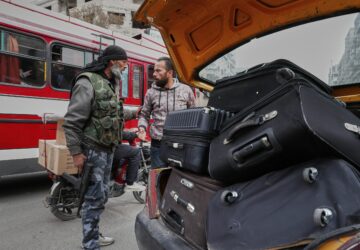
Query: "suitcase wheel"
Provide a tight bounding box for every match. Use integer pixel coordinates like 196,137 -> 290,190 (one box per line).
275,67 -> 296,84
313,207 -> 334,227
221,190 -> 239,205
303,167 -> 319,183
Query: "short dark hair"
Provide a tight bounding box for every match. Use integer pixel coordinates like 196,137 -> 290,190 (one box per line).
157,57 -> 174,71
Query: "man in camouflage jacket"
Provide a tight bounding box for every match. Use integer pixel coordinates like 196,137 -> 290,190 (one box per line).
63,45 -> 134,250
138,57 -> 195,168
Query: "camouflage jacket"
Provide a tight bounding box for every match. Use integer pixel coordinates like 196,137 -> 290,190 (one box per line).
138,79 -> 195,141
63,74 -> 136,155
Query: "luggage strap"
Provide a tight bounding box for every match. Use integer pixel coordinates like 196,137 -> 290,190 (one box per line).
224,110 -> 277,144
345,123 -> 360,136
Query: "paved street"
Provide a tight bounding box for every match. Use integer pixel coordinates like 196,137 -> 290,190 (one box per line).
0,173 -> 143,250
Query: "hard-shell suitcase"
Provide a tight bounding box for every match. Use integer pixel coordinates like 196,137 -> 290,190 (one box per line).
160,167 -> 224,250
160,107 -> 233,173
206,158 -> 360,250
208,59 -> 331,113
209,80 -> 360,183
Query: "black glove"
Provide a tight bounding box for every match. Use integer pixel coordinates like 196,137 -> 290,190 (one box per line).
122,131 -> 137,142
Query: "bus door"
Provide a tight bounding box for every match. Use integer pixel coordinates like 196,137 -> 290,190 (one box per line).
120,61 -> 144,129
125,61 -> 144,106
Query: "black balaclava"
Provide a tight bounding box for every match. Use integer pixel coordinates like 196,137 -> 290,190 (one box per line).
70,45 -> 128,94
82,45 -> 128,73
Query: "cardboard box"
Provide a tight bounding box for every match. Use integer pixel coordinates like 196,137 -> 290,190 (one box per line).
38,139 -> 51,167
38,140 -> 78,175
56,119 -> 66,145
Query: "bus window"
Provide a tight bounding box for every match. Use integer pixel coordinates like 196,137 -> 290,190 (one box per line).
0,30 -> 45,87
61,47 -> 83,67
121,66 -> 129,98
20,56 -> 45,86
133,64 -> 143,99
85,51 -> 93,66
147,64 -> 154,89
51,44 -> 95,91
51,63 -> 81,90
3,31 -> 45,58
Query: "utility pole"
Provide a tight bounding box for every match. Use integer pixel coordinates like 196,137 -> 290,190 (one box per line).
64,0 -> 69,16
59,0 -> 70,16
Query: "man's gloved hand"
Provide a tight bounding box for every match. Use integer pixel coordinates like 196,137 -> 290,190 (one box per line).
123,130 -> 138,142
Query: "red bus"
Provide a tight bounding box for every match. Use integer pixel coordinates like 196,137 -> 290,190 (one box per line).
0,0 -> 168,177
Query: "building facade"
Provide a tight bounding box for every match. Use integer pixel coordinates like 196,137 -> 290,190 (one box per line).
329,14 -> 360,86
32,0 -> 145,37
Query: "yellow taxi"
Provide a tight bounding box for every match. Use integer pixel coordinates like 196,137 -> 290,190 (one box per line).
134,1 -> 360,249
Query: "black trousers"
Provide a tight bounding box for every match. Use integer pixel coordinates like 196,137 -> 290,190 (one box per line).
112,144 -> 140,185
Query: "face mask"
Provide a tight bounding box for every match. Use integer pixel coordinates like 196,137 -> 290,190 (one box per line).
111,64 -> 122,79
155,78 -> 168,88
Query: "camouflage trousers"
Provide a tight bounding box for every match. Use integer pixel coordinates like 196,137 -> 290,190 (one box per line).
82,148 -> 113,250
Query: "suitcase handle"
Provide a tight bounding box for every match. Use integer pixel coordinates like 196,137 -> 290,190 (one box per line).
345,123 -> 360,136
170,190 -> 195,213
224,110 -> 277,144
232,136 -> 272,164
168,158 -> 183,167
163,209 -> 185,235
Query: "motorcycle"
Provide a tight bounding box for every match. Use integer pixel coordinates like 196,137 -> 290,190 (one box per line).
45,140 -> 151,221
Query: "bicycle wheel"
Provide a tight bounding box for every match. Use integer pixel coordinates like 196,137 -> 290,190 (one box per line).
48,180 -> 79,221
132,165 -> 149,204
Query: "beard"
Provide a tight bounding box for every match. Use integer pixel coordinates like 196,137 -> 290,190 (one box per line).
155,78 -> 168,88
111,65 -> 122,79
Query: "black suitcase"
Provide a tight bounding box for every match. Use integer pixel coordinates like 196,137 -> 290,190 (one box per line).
160,107 -> 233,173
206,158 -> 360,250
160,167 -> 224,250
208,59 -> 331,113
209,80 -> 360,183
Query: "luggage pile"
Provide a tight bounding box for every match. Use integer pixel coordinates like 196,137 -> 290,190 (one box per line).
158,59 -> 360,250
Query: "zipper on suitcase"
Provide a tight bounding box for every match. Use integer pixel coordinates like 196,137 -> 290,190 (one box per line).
221,80 -> 302,132
163,133 -> 213,143
222,76 -> 334,133
223,110 -> 278,144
